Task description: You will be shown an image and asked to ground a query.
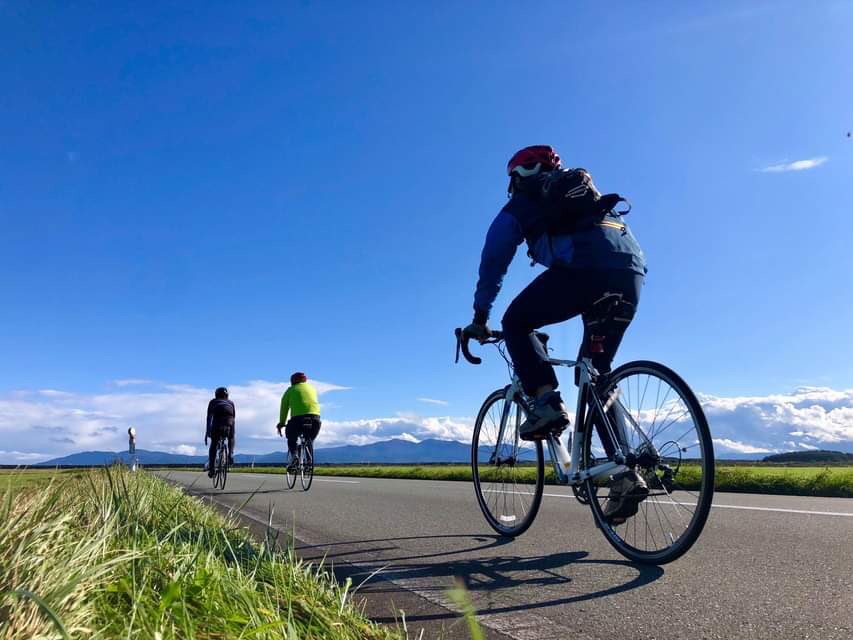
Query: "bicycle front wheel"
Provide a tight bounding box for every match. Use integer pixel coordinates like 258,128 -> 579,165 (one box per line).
300,444 -> 314,491
584,360 -> 715,564
286,449 -> 297,489
472,387 -> 544,537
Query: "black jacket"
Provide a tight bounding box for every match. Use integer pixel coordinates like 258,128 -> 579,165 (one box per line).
206,398 -> 236,438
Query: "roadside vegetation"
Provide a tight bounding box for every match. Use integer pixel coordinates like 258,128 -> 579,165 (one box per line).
0,468 -> 85,491
228,463 -> 853,497
0,467 -> 403,640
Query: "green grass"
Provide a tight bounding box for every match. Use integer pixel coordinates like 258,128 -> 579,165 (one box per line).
232,463 -> 853,497
0,467 -> 403,639
0,468 -> 85,491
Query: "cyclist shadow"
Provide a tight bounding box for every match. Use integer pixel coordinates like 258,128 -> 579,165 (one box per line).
297,533 -> 515,567
297,533 -> 664,622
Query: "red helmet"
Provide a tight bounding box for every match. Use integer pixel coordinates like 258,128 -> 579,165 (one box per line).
507,145 -> 561,177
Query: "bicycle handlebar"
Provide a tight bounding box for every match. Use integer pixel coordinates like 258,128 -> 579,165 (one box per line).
454,327 -> 549,365
454,327 -> 504,365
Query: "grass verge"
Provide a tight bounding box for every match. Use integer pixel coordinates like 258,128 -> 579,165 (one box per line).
229,464 -> 853,497
0,467 -> 403,639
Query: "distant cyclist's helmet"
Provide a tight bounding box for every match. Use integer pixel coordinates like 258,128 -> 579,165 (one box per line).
214,386 -> 228,399
291,372 -> 307,385
507,145 -> 561,192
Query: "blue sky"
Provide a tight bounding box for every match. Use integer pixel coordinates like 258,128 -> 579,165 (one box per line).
2,1 -> 852,461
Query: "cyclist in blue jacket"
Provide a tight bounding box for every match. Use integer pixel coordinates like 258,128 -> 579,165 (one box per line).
463,145 -> 648,516
464,145 -> 648,521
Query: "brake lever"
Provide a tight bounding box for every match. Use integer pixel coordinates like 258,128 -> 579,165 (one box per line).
454,328 -> 462,363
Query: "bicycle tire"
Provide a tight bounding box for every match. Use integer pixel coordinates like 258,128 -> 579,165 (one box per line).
217,441 -> 228,490
471,387 -> 544,537
285,446 -> 298,489
583,360 -> 714,564
300,442 -> 314,491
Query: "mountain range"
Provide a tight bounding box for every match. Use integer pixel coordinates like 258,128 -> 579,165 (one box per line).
36,438 -> 475,466
32,437 -> 827,467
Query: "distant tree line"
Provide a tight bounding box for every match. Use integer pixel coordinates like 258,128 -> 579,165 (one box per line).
762,450 -> 853,464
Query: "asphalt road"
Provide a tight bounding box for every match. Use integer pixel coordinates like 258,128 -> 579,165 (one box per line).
156,470 -> 853,640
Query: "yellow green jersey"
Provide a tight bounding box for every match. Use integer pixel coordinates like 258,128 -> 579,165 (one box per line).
280,382 -> 320,423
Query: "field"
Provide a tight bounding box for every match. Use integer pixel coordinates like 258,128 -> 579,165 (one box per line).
0,468 -> 403,639
0,468 -> 85,490
230,463 -> 853,497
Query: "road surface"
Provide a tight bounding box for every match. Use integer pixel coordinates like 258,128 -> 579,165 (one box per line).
156,471 -> 853,640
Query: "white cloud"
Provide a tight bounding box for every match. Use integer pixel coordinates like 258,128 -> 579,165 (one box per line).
321,415 -> 474,447
417,397 -> 449,406
171,444 -> 197,456
759,156 -> 828,173
699,386 -> 853,454
2,381 -> 851,463
0,450 -> 50,462
0,379 -> 350,462
712,438 -> 773,454
112,379 -> 154,387
38,390 -> 74,398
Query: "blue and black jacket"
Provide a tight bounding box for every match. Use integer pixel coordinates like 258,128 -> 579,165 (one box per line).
473,189 -> 647,323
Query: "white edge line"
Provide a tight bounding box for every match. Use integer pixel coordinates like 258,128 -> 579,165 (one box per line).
485,489 -> 853,517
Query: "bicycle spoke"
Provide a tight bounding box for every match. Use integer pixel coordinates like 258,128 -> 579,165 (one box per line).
586,362 -> 713,563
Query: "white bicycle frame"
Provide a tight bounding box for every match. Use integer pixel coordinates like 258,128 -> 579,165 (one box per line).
490,355 -> 630,486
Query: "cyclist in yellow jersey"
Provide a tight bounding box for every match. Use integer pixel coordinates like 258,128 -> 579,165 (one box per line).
276,372 -> 321,467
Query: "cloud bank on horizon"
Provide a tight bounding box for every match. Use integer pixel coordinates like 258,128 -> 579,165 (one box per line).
0,381 -> 851,463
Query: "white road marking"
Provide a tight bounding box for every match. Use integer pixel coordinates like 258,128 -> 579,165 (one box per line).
695,503 -> 851,517
312,478 -> 360,484
484,489 -> 853,517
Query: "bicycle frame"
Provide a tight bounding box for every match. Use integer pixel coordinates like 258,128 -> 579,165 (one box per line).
491,356 -> 629,487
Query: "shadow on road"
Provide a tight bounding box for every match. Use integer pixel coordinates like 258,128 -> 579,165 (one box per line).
296,532 -> 665,624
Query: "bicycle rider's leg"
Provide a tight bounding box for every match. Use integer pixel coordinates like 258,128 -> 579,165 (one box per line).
502,268 -> 596,397
284,418 -> 299,461
305,416 -> 321,459
226,425 -> 235,464
208,430 -> 218,476
581,270 -> 644,456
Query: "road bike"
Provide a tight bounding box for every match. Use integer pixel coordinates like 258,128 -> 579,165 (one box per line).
286,431 -> 315,491
212,436 -> 230,490
455,293 -> 714,564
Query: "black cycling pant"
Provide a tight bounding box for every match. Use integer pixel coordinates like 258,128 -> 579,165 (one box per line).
502,267 -> 643,397
208,425 -> 234,470
285,415 -> 321,457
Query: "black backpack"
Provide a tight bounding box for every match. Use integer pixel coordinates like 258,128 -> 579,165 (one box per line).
534,168 -> 629,235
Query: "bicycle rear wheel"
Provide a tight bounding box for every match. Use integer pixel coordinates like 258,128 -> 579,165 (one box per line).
300,442 -> 314,491
285,447 -> 297,489
217,442 -> 228,490
472,387 -> 544,537
583,360 -> 714,564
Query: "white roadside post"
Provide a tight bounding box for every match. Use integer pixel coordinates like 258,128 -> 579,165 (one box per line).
128,427 -> 137,471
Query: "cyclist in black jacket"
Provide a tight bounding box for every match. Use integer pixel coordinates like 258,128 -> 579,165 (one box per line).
205,386 -> 235,476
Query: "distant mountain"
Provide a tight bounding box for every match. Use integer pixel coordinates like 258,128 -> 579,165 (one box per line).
37,449 -> 279,466
315,438 -> 473,464
38,449 -> 204,466
762,450 -> 853,464
35,438 -> 476,466
40,437 -> 827,468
